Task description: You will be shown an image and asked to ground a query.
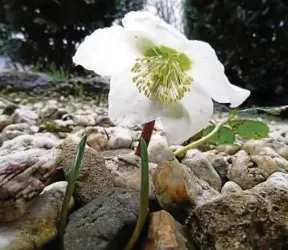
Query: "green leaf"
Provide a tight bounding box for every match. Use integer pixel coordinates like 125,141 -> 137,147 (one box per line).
229,119 -> 269,139
238,105 -> 288,116
203,125 -> 235,145
125,138 -> 149,250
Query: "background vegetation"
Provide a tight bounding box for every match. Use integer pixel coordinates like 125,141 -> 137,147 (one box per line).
0,0 -> 287,105
184,0 -> 288,106
0,0 -> 146,71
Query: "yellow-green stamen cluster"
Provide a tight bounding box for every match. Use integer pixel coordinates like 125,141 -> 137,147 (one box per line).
131,45 -> 193,102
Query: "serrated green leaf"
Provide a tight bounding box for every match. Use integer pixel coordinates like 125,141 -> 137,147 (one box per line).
229,119 -> 269,139
203,125 -> 236,145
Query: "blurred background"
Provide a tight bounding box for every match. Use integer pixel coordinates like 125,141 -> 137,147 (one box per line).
0,0 -> 287,106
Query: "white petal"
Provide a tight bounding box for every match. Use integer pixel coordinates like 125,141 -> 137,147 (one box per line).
73,25 -> 138,76
227,85 -> 251,108
122,11 -> 187,51
161,86 -> 213,144
184,40 -> 250,107
108,70 -> 162,126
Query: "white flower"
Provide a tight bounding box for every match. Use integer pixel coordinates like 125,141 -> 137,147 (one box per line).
73,11 -> 250,144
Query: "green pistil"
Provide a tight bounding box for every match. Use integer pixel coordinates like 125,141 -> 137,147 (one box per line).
131,45 -> 193,102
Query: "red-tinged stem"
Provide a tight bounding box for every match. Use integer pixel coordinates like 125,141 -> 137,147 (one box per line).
135,120 -> 155,157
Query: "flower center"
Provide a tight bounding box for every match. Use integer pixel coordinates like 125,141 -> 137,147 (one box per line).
131,45 -> 192,102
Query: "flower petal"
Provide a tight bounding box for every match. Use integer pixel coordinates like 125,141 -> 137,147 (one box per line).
161,86 -> 213,144
122,11 -> 187,51
184,40 -> 250,107
73,25 -> 138,76
108,70 -> 162,126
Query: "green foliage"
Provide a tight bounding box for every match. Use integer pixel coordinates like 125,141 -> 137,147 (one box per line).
0,0 -> 146,72
48,69 -> 70,81
184,0 -> 288,106
125,138 -> 149,250
238,105 -> 288,117
203,116 -> 269,146
203,125 -> 235,145
229,119 -> 269,139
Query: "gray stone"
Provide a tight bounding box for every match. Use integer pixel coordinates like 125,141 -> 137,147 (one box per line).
228,150 -> 288,190
214,144 -> 241,155
0,123 -> 38,145
221,181 -> 243,196
0,181 -> 73,250
39,100 -> 68,120
0,133 -> 59,156
182,149 -> 222,191
227,150 -> 267,189
204,150 -> 233,184
101,148 -> 133,159
147,134 -> 174,164
188,172 -> 288,250
11,108 -> 38,125
64,188 -> 139,250
106,127 -> 133,149
0,71 -> 52,92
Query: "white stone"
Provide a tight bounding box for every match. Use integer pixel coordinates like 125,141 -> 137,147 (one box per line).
221,181 -> 243,196
106,127 -> 132,149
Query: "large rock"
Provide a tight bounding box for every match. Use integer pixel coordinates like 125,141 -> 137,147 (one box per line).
0,133 -> 59,156
0,181 -> 73,250
188,172 -> 288,250
0,147 -> 62,221
152,160 -> 220,223
0,71 -> 52,92
60,135 -> 115,205
64,188 -> 139,250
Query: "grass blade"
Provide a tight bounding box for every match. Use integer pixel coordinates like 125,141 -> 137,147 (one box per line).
125,138 -> 150,250
58,134 -> 87,247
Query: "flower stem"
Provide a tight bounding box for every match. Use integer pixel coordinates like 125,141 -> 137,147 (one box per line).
135,120 -> 155,157
174,115 -> 234,157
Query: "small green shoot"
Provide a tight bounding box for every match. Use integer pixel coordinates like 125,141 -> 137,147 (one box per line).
125,138 -> 150,250
58,134 -> 87,247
